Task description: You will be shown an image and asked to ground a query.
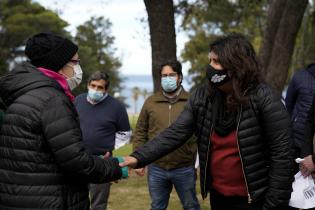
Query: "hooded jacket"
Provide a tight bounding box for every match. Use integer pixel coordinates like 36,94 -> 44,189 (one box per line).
0,62 -> 122,210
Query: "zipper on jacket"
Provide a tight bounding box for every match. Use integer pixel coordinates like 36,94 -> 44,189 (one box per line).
168,104 -> 172,126
236,105 -> 252,204
203,124 -> 214,197
165,104 -> 172,167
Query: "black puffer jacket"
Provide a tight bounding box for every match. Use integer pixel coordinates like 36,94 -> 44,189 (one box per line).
131,83 -> 294,210
0,62 -> 122,210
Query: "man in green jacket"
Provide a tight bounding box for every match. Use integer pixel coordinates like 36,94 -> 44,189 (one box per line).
132,60 -> 200,210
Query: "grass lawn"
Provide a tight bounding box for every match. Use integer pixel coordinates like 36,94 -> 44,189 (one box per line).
109,144 -> 210,210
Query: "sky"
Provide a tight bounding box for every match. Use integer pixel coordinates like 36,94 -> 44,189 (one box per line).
34,0 -> 189,76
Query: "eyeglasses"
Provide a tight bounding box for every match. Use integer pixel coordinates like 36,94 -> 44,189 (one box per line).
161,72 -> 177,78
70,59 -> 80,65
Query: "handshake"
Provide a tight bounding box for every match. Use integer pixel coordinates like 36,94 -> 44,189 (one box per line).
100,153 -> 139,179
117,156 -> 140,178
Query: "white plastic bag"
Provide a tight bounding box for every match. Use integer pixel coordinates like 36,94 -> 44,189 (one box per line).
114,131 -> 132,149
289,158 -> 315,209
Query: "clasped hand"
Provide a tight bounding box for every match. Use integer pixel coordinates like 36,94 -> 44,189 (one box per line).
119,156 -> 138,169
299,155 -> 315,177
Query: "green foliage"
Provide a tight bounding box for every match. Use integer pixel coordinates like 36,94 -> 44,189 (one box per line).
177,0 -> 267,88
113,143 -> 132,156
73,16 -> 123,97
181,31 -> 219,90
179,0 -> 315,87
0,1 -> 124,103
0,0 -> 68,75
178,0 -> 266,37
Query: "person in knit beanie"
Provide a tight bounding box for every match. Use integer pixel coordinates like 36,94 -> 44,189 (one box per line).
25,32 -> 83,90
25,32 -> 78,71
0,32 -> 124,210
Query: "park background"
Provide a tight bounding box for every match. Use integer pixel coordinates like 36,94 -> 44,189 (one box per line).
1,0 -> 315,209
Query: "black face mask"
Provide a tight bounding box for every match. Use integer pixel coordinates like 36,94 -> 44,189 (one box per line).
206,65 -> 230,87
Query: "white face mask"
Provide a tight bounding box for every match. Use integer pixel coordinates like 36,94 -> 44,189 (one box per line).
67,64 -> 83,90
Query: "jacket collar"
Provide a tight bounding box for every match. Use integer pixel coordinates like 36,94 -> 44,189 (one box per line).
152,86 -> 189,102
0,62 -> 64,106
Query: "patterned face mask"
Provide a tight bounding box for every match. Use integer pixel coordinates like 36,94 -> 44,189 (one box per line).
206,64 -> 230,87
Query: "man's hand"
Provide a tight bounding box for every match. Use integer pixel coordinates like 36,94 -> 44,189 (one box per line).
119,156 -> 138,169
300,155 -> 315,177
134,167 -> 146,176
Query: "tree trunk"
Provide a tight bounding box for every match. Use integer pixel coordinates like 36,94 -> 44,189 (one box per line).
308,3 -> 315,65
261,0 -> 308,92
144,0 -> 177,93
291,4 -> 311,74
259,0 -> 286,73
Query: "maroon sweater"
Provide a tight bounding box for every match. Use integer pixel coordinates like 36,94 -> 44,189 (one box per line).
210,130 -> 247,196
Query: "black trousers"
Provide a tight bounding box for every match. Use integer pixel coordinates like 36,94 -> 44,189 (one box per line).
210,189 -> 263,210
89,182 -> 111,210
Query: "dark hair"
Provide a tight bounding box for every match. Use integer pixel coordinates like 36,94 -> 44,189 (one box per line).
209,33 -> 262,106
160,60 -> 183,76
160,60 -> 183,83
88,71 -> 110,89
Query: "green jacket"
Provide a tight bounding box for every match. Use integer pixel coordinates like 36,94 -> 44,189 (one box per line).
132,88 -> 198,170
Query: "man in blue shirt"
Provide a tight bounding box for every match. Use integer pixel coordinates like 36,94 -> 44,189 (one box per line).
75,71 -> 131,210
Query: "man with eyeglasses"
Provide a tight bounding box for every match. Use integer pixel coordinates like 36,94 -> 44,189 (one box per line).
0,33 -> 124,210
132,60 -> 200,210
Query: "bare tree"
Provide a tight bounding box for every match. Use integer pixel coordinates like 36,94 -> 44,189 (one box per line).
259,0 -> 286,73
259,0 -> 308,92
144,0 -> 177,93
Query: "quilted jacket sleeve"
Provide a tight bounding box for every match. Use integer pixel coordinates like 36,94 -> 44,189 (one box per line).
284,74 -> 298,115
40,96 -> 122,183
256,86 -> 294,210
303,93 -> 315,158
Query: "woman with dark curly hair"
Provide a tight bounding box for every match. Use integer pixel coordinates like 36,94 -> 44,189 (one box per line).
121,34 -> 294,210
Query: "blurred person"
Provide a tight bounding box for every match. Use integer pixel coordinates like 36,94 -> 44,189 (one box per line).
285,63 -> 315,158
74,71 -> 131,210
289,77 -> 315,210
121,34 -> 294,210
285,63 -> 315,210
0,32 -> 123,210
132,60 -> 200,210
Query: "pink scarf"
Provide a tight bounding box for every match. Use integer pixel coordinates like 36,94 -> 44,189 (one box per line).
37,67 -> 75,102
